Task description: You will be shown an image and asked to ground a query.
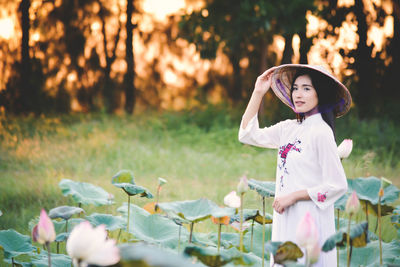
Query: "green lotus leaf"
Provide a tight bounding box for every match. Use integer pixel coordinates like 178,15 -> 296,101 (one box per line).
265,241 -> 303,265
322,222 -> 369,252
230,209 -> 273,225
338,240 -> 400,267
118,243 -> 206,267
191,232 -> 220,247
348,176 -> 400,206
2,258 -> 32,267
208,232 -> 240,250
85,213 -> 126,231
0,229 -> 35,259
248,179 -> 275,198
184,245 -> 257,267
244,223 -> 272,259
59,179 -> 113,206
392,206 -> 400,229
114,183 -> 154,198
128,214 -> 189,249
112,169 -> 135,184
158,198 -> 230,223
117,203 -> 151,219
55,232 -> 69,242
334,193 -> 349,211
49,206 -> 85,220
29,250 -> 72,267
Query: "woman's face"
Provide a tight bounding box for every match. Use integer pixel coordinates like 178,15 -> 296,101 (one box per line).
291,74 -> 319,115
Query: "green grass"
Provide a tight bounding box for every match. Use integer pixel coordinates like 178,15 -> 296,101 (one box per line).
1,107 -> 399,239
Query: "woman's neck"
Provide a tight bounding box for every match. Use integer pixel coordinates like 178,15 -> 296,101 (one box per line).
304,106 -> 319,119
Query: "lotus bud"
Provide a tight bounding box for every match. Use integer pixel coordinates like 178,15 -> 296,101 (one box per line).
307,242 -> 321,264
224,191 -> 241,208
295,212 -> 319,249
211,215 -> 230,225
158,177 -> 167,186
67,221 -> 120,267
237,176 -> 249,194
345,191 -> 360,215
380,177 -> 392,190
33,209 -> 56,244
337,139 -> 353,159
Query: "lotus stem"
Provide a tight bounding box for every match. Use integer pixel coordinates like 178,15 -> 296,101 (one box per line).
46,242 -> 52,267
239,193 -> 244,252
12,258 -> 15,267
262,196 -> 266,267
155,185 -> 161,211
336,209 -> 340,267
57,242 -> 59,253
250,219 -> 254,252
65,219 -> 68,233
178,225 -> 181,252
116,228 -> 122,244
218,224 -> 222,253
189,222 -> 194,243
346,214 -> 352,267
127,195 -> 131,234
378,195 -> 382,266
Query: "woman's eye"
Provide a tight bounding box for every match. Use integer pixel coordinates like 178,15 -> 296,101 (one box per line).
292,87 -> 298,90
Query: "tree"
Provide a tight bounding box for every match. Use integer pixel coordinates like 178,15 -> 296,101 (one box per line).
124,0 -> 136,114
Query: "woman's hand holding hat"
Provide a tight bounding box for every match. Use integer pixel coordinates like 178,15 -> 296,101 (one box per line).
254,66 -> 277,96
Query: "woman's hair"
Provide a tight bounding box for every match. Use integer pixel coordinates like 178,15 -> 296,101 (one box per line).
290,68 -> 338,139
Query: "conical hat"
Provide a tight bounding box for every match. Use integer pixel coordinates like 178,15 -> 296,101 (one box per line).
270,64 -> 352,117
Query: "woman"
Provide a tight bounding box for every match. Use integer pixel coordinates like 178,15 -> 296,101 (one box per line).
239,64 -> 351,266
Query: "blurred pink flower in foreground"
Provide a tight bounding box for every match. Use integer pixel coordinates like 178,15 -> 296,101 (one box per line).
237,175 -> 249,194
67,221 -> 120,267
296,212 -> 320,264
345,191 -> 360,215
32,209 -> 56,244
224,191 -> 241,208
337,139 -> 353,159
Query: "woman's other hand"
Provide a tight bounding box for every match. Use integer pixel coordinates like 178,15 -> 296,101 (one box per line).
272,194 -> 295,214
254,66 -> 277,95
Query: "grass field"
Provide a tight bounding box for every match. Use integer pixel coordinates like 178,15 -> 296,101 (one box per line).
1,106 -> 399,238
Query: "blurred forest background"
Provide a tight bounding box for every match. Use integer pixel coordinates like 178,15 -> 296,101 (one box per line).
0,0 -> 399,119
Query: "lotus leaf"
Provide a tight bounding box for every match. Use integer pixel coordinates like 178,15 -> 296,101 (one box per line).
158,198 -> 233,223
348,177 -> 400,206
114,183 -> 154,198
59,179 -> 113,206
338,240 -> 400,266
208,232 -> 240,249
244,224 -> 272,259
128,213 -> 189,249
0,229 -> 35,259
29,217 -> 85,234
85,213 -> 126,231
49,206 -> 85,220
392,206 -> 400,229
117,203 -> 151,218
2,258 -> 33,267
322,222 -> 369,252
184,245 -> 257,267
112,169 -> 135,184
230,209 -> 272,225
118,243 -> 207,267
265,241 -> 303,265
55,232 -> 68,242
248,179 -> 275,198
29,250 -> 72,267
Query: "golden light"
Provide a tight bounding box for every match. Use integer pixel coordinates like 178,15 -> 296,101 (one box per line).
0,18 -> 15,40
142,0 -> 185,21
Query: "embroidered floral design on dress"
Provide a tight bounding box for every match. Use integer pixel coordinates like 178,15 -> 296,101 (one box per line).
278,139 -> 302,190
317,192 -> 328,202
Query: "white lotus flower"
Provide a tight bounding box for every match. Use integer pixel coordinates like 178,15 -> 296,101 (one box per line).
337,139 -> 353,159
67,221 -> 120,267
237,175 -> 249,194
224,191 -> 241,208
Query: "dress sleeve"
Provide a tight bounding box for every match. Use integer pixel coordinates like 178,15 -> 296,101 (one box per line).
238,115 -> 287,149
307,128 -> 348,210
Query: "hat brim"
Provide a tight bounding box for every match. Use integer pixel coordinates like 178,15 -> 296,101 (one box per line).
270,64 -> 352,118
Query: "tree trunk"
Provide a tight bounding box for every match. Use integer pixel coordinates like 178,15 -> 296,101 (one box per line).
229,55 -> 242,102
299,31 -> 311,64
124,0 -> 135,114
258,39 -> 268,120
353,0 -> 375,118
281,34 -> 294,64
19,0 -> 33,113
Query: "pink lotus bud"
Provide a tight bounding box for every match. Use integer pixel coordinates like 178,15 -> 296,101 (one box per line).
237,176 -> 249,194
345,191 -> 360,215
337,139 -> 353,159
295,212 -> 319,249
307,242 -> 321,264
33,209 -> 56,244
67,221 -> 120,266
224,191 -> 241,208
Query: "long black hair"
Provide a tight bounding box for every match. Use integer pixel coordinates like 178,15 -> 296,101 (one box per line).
290,68 -> 338,140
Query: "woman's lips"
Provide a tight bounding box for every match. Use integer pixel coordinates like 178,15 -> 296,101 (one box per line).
295,101 -> 305,106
